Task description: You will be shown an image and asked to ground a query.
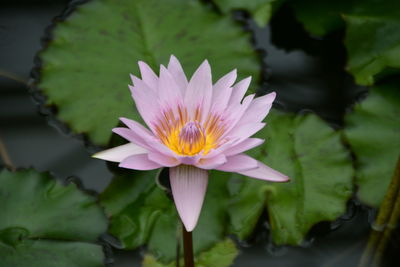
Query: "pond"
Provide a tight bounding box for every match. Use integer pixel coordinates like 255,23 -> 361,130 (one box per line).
1,1 -> 399,267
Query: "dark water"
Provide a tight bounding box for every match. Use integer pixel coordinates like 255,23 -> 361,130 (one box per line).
0,1 -> 398,266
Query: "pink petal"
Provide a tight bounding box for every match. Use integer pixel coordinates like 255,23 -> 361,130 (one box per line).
178,154 -> 201,165
216,154 -> 258,172
167,55 -> 188,94
228,77 -> 251,105
137,61 -> 158,90
92,143 -> 147,163
146,138 -> 177,157
112,127 -> 151,150
210,69 -> 236,114
184,60 -> 212,121
226,122 -> 265,140
223,138 -> 264,156
238,160 -> 289,182
119,154 -> 162,170
196,153 -> 227,169
158,65 -> 183,107
148,152 -> 179,167
170,165 -> 208,232
236,92 -> 276,126
120,117 -> 154,138
129,81 -> 159,129
221,94 -> 255,137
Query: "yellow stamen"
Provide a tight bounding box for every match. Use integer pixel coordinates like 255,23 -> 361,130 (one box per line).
154,106 -> 225,156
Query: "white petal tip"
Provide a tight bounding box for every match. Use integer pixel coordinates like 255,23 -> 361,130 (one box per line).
183,223 -> 195,232
91,151 -> 117,162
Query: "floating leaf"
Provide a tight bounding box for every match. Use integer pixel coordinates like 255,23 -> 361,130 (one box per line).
100,169 -> 231,263
228,111 -> 354,245
0,169 -> 108,267
344,79 -> 400,207
344,0 -> 400,85
142,239 -> 238,267
289,0 -> 355,36
213,0 -> 280,27
100,110 -> 353,253
35,0 -> 260,146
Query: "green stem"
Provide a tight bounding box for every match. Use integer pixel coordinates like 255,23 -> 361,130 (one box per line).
0,69 -> 27,85
182,223 -> 194,267
359,157 -> 400,267
176,223 -> 181,267
0,135 -> 16,171
372,158 -> 400,266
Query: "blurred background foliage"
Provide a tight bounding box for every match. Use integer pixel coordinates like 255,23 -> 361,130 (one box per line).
1,0 -> 399,266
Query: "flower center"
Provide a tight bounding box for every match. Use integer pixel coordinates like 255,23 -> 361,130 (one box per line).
176,122 -> 206,156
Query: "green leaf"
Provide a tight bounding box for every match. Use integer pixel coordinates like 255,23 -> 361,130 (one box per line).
142,239 -> 238,267
344,79 -> 400,207
344,0 -> 400,85
289,0 -> 355,36
101,110 -> 354,253
100,169 -> 231,263
0,169 -> 108,267
36,0 -> 260,146
288,0 -> 400,85
228,111 -> 354,245
213,0 -> 278,27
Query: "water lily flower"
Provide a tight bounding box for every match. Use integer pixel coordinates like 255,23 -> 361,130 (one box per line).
93,56 -> 289,232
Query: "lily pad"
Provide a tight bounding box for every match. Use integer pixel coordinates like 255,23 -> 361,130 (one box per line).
100,109 -> 354,255
0,169 -> 108,267
228,111 -> 354,245
35,0 -> 260,146
289,0 -> 355,36
344,79 -> 400,207
344,0 -> 400,85
142,239 -> 238,267
100,169 -> 231,263
212,0 -> 278,27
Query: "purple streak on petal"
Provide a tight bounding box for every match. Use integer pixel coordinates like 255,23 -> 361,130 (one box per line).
170,165 -> 209,232
168,55 -> 188,94
216,154 -> 258,172
223,138 -> 264,156
92,143 -> 147,163
158,65 -> 184,108
236,92 -> 276,126
211,69 -> 236,114
229,77 -> 251,105
185,60 -> 212,120
119,153 -> 162,170
137,61 -> 158,90
238,160 -> 290,182
196,153 -> 227,169
148,152 -> 180,167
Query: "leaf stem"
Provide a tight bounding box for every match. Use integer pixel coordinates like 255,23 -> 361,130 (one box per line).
0,69 -> 27,85
372,157 -> 400,266
182,223 -> 194,267
0,135 -> 16,171
359,157 -> 400,266
176,223 -> 181,267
